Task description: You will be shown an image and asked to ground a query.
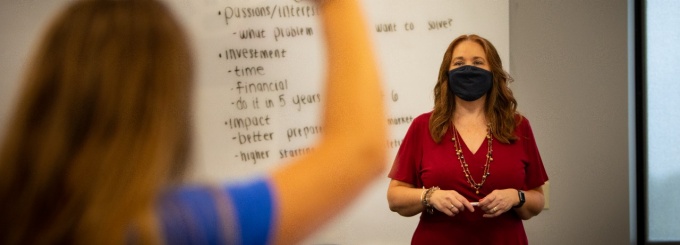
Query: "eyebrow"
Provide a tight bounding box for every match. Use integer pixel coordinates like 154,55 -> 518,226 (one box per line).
452,56 -> 487,61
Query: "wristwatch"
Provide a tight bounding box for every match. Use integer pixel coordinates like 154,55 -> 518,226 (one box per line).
513,190 -> 525,208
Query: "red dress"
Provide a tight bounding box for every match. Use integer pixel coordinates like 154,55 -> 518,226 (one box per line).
388,112 -> 549,245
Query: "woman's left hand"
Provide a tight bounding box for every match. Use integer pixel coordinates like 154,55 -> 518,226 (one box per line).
478,189 -> 519,218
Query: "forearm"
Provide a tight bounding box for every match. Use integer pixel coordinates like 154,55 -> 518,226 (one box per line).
321,0 -> 385,148
387,184 -> 424,217
514,187 -> 545,220
271,0 -> 386,244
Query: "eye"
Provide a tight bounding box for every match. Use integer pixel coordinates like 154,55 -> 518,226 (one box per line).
452,61 -> 464,66
473,60 -> 485,66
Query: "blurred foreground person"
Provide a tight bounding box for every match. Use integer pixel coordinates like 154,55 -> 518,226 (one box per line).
0,0 -> 386,244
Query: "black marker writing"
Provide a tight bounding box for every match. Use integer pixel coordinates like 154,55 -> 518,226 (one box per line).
387,115 -> 414,126
279,147 -> 314,159
286,125 -> 323,142
223,6 -> 272,25
375,22 -> 398,33
231,65 -> 265,77
238,150 -> 270,164
427,18 -> 453,31
274,26 -> 314,41
235,79 -> 288,94
387,139 -> 403,149
238,28 -> 266,39
222,48 -> 287,60
234,131 -> 274,145
291,93 -> 321,111
225,115 -> 271,130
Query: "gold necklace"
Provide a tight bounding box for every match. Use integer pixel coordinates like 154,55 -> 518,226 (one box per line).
452,123 -> 493,194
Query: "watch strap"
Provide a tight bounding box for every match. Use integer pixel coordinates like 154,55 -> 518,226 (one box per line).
513,190 -> 525,208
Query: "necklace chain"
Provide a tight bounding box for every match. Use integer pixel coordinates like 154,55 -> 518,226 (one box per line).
452,123 -> 493,194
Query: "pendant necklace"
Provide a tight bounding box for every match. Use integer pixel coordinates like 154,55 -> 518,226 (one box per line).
452,123 -> 493,194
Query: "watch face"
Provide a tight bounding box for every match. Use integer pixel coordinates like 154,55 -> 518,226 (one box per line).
515,190 -> 525,208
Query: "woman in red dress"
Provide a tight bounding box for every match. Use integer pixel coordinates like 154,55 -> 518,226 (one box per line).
387,34 -> 549,245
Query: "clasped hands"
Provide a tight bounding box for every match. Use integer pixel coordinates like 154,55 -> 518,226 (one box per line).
428,188 -> 519,218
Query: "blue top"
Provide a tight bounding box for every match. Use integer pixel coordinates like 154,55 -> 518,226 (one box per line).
158,178 -> 276,245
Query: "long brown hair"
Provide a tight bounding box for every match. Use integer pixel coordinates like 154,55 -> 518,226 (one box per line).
0,0 -> 193,244
429,34 -> 519,144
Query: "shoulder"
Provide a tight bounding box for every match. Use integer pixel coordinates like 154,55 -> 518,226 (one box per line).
405,112 -> 433,133
413,111 -> 433,125
398,111 -> 434,143
516,114 -> 530,127
514,114 -> 536,138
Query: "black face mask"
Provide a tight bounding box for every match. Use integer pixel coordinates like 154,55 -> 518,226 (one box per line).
447,65 -> 493,101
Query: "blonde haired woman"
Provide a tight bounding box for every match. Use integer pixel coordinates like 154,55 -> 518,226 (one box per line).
0,0 -> 386,244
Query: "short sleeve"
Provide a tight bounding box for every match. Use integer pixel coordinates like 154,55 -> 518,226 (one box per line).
159,185 -> 232,245
158,178 -> 276,245
517,117 -> 549,190
225,178 -> 276,245
388,113 -> 429,187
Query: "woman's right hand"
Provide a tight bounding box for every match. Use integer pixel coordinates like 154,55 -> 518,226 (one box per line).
428,189 -> 475,216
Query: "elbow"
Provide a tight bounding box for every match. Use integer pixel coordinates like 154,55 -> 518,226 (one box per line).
387,195 -> 399,213
517,205 -> 544,220
369,145 -> 388,173
396,210 -> 418,217
388,201 -> 404,214
372,138 -> 388,174
389,205 -> 416,217
387,199 -> 418,217
388,203 -> 400,213
359,148 -> 386,179
519,209 -> 541,220
323,132 -> 387,176
519,189 -> 545,220
359,136 -> 388,175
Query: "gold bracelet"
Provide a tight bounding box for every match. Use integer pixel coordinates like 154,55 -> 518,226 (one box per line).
423,186 -> 440,214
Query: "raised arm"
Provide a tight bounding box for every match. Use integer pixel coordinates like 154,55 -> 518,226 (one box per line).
270,0 -> 387,244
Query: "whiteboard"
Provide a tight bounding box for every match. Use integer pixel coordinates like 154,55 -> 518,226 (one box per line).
0,0 -> 508,244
